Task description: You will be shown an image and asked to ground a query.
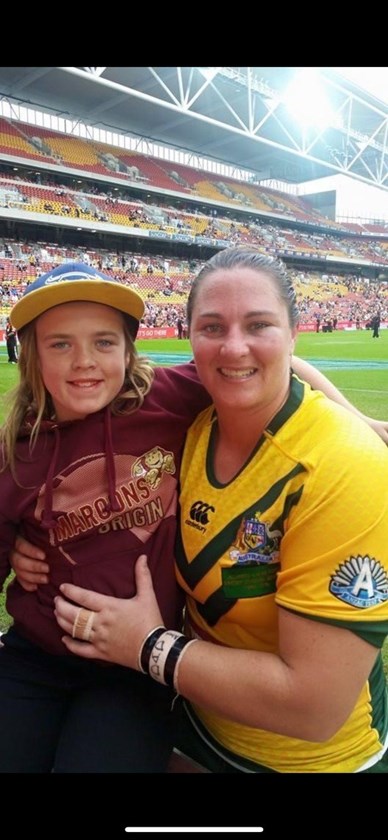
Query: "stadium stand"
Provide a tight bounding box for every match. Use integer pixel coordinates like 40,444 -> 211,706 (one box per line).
0,118 -> 388,340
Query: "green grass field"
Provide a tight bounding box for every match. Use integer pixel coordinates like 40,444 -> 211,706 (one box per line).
137,329 -> 388,419
2,328 -> 388,416
1,331 -> 388,675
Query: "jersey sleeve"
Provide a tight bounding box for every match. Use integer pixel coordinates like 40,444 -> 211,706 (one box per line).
275,424 -> 388,648
154,362 -> 211,426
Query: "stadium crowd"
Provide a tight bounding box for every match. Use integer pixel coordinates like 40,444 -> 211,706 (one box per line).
1,119 -> 388,337
1,241 -> 387,334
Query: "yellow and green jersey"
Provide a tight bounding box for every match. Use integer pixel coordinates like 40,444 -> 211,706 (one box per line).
176,375 -> 388,772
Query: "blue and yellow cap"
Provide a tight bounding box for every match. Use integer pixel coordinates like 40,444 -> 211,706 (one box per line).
11,262 -> 144,338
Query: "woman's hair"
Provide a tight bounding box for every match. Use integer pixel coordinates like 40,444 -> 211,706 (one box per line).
0,313 -> 154,475
187,248 -> 300,330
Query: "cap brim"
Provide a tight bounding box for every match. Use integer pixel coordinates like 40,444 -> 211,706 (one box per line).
11,280 -> 144,331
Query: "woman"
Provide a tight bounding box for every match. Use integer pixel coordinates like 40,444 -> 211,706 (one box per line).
50,249 -> 388,773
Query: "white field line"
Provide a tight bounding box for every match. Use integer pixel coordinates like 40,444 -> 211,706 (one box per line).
124,830 -> 264,835
341,388 -> 388,394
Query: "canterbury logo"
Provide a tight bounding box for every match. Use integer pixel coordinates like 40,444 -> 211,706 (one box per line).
189,500 -> 215,525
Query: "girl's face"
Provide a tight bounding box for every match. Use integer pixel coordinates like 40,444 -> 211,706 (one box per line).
189,267 -> 297,419
36,301 -> 130,422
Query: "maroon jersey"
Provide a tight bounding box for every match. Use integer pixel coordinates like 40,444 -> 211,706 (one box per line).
0,363 -> 210,654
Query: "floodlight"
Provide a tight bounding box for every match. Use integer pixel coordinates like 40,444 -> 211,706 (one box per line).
282,69 -> 335,130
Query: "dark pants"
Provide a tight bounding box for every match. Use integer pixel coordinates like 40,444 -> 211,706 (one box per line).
6,335 -> 17,362
0,628 -> 173,773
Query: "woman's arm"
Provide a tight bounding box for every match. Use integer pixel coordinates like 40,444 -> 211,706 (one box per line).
292,355 -> 388,443
54,555 -> 378,743
174,602 -> 377,741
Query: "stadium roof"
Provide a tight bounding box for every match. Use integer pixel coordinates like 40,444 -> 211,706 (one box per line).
0,66 -> 388,190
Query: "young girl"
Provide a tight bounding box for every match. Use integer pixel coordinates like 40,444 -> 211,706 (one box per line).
0,261 -> 210,772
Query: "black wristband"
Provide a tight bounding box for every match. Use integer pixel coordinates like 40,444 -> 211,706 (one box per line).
139,626 -> 165,674
163,635 -> 193,688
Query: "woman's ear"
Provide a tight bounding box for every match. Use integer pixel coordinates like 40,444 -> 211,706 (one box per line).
289,327 -> 298,355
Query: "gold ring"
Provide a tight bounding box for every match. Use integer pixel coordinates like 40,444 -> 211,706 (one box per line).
72,607 -> 95,642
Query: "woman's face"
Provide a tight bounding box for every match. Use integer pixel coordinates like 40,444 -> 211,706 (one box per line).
36,301 -> 130,422
189,267 -> 297,418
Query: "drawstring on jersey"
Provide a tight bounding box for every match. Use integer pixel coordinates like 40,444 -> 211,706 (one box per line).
41,426 -> 62,529
104,407 -> 120,513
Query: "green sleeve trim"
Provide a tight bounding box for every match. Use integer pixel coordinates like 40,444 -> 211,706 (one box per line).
280,606 -> 388,648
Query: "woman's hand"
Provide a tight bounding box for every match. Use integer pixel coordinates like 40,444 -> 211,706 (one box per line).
54,554 -> 164,668
10,535 -> 49,591
363,417 -> 388,444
